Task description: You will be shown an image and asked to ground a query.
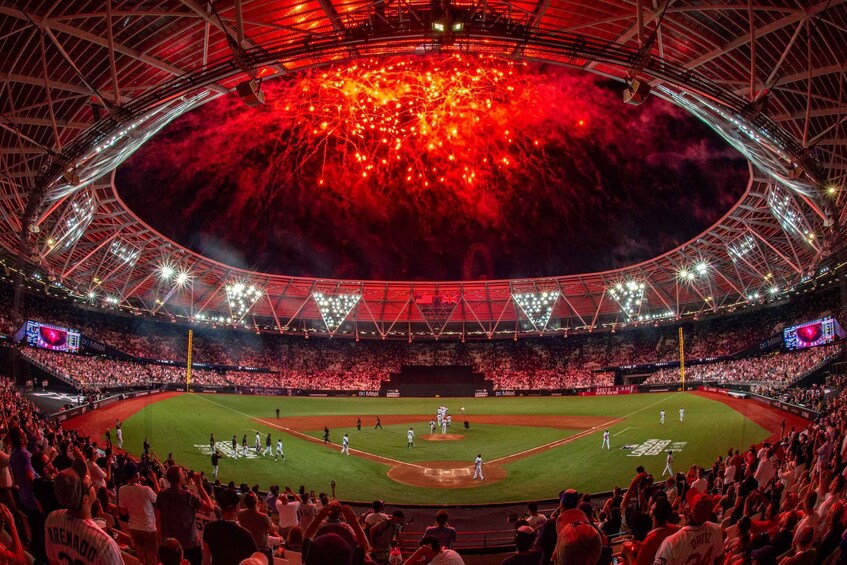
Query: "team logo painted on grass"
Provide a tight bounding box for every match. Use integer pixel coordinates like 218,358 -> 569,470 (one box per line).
623,439 -> 687,457
193,444 -> 262,459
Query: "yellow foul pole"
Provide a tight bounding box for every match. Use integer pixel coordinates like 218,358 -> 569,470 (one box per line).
186,329 -> 193,392
678,326 -> 685,391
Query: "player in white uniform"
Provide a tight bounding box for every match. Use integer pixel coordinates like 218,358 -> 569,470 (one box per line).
473,454 -> 484,480
602,430 -> 610,449
254,432 -> 261,453
341,434 -> 349,455
441,419 -> 447,434
407,428 -> 415,448
275,439 -> 285,461
116,426 -> 123,449
660,410 -> 665,424
430,420 -> 436,434
679,407 -> 684,422
446,415 -> 452,428
663,451 -> 674,476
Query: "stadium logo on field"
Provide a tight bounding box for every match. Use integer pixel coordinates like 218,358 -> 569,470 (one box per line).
624,439 -> 687,457
193,444 -> 261,459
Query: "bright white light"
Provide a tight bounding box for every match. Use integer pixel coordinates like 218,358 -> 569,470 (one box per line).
695,262 -> 708,274
314,292 -> 361,332
512,290 -> 559,330
176,271 -> 189,286
769,286 -> 778,294
160,265 -> 174,279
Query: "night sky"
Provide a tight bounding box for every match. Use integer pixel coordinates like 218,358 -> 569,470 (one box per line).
117,56 -> 748,280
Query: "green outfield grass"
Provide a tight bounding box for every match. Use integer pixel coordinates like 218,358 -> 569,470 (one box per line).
120,391 -> 770,504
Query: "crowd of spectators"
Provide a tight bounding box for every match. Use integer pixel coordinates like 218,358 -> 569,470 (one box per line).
2,353 -> 847,564
645,345 -> 840,386
1,282 -> 843,392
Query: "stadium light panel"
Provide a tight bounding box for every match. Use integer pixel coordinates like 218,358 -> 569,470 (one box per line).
313,292 -> 361,333
512,291 -> 559,331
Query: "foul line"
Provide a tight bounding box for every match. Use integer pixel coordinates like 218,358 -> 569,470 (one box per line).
613,427 -> 632,436
193,391 -> 680,472
488,391 -> 681,465
191,394 -> 427,470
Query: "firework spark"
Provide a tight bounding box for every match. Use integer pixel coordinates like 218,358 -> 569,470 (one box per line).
118,55 -> 747,279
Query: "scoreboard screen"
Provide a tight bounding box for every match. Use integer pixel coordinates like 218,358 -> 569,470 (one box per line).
25,321 -> 81,353
783,317 -> 837,350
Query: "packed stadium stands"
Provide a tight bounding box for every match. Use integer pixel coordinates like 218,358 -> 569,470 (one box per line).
2,283 -> 841,392
0,357 -> 846,564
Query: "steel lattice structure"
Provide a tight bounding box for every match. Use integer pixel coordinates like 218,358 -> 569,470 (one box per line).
0,0 -> 845,340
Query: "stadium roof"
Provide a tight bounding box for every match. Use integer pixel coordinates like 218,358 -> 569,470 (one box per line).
0,0 -> 845,339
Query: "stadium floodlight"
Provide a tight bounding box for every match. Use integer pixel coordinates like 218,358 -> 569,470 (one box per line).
608,279 -> 647,319
313,292 -> 361,333
159,265 -> 175,280
176,271 -> 190,286
512,290 -> 559,331
695,262 -> 709,275
225,282 -> 263,320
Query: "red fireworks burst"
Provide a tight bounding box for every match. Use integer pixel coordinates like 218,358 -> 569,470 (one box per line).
256,54 -> 584,219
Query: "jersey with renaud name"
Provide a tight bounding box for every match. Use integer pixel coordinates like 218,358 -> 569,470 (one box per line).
45,510 -> 124,565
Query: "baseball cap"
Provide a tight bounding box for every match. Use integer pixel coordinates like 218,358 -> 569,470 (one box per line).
239,552 -> 269,565
690,493 -> 714,524
54,458 -> 89,510
304,533 -> 355,565
217,488 -> 241,509
124,461 -> 140,479
560,489 -> 580,509
555,519 -> 601,565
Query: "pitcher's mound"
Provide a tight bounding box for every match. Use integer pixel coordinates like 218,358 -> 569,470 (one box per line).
388,461 -> 506,488
422,433 -> 464,441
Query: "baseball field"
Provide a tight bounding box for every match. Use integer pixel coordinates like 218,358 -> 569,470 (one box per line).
65,390 -> 803,504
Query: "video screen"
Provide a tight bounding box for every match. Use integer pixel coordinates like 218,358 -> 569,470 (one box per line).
783,317 -> 837,350
25,321 -> 81,353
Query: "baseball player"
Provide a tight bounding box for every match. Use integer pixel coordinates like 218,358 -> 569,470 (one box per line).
441,419 -> 447,434
473,454 -> 484,480
679,407 -> 684,423
660,410 -> 665,424
232,435 -> 238,459
430,420 -> 436,434
242,434 -> 248,454
116,425 -> 123,449
341,434 -> 350,455
263,433 -> 273,457
357,417 -> 362,431
254,432 -> 261,453
602,429 -> 610,449
323,426 -> 330,444
663,451 -> 674,476
275,439 -> 285,461
446,415 -> 452,428
211,450 -> 221,478
375,417 -> 382,430
407,428 -> 415,448
210,433 -> 216,450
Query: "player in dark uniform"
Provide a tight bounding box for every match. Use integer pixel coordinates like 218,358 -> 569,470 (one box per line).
232,435 -> 238,459
276,407 -> 280,419
323,426 -> 330,443
357,417 -> 362,431
375,417 -> 382,430
210,433 -> 216,450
